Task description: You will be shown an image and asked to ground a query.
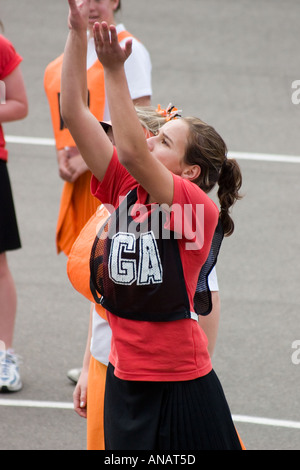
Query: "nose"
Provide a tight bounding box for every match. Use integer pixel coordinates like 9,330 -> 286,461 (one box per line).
89,0 -> 97,13
147,136 -> 155,151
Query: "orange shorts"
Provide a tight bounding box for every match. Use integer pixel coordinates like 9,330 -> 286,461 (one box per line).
87,356 -> 107,450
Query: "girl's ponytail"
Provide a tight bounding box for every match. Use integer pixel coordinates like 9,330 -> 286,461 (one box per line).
180,117 -> 243,237
217,157 -> 242,237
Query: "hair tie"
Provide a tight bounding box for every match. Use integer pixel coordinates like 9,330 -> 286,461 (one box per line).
156,103 -> 182,121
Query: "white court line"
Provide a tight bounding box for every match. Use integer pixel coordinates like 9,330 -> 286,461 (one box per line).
232,414 -> 300,430
0,398 -> 73,410
6,135 -> 55,146
4,136 -> 300,429
229,151 -> 300,164
0,398 -> 300,430
5,134 -> 300,163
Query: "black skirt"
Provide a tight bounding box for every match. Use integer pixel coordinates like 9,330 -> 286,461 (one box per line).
0,160 -> 21,253
104,363 -> 242,451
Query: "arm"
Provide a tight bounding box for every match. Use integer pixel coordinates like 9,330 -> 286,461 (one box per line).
73,304 -> 93,419
133,96 -> 151,107
94,22 -> 175,206
60,0 -> 113,182
0,65 -> 28,123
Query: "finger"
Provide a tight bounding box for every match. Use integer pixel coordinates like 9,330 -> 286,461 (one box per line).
109,24 -> 118,45
100,21 -> 110,44
68,0 -> 78,13
93,22 -> 103,48
78,389 -> 87,412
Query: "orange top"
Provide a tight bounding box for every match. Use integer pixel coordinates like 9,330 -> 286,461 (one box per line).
44,55 -> 105,149
44,30 -> 134,255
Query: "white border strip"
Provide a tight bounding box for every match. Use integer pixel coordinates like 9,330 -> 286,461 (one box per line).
1,398 -> 300,429
5,134 -> 300,164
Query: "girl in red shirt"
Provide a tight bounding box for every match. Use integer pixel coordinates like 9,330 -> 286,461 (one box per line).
0,29 -> 28,392
61,0 -> 243,450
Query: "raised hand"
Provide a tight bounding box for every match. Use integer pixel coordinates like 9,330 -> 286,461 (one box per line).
93,21 -> 132,70
67,0 -> 90,31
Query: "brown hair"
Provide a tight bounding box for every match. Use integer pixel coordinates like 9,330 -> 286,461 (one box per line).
183,117 -> 242,237
116,0 -> 121,12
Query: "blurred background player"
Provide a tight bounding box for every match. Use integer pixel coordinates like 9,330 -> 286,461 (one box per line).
0,23 -> 28,392
44,0 -> 152,383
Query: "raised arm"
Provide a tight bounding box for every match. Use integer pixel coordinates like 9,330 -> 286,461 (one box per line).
60,0 -> 113,181
94,22 -> 176,206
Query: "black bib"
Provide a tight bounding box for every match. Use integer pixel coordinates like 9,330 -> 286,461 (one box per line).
90,188 -> 223,321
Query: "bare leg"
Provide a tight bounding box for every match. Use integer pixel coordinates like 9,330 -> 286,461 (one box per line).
0,252 -> 17,350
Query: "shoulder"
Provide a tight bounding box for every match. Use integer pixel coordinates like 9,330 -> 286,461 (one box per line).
0,34 -> 14,51
44,53 -> 64,75
172,174 -> 218,214
0,34 -> 22,79
168,175 -> 219,251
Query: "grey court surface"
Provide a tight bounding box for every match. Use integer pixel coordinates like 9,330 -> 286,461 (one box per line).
0,0 -> 299,451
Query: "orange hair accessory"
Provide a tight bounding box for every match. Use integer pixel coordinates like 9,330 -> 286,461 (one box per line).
156,103 -> 182,121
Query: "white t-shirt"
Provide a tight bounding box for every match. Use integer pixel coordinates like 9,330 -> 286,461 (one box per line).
90,267 -> 219,365
87,24 -> 152,121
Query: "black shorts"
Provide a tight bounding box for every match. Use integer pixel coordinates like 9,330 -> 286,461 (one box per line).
104,363 -> 242,451
0,160 -> 21,253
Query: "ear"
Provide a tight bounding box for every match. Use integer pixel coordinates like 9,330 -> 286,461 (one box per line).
181,164 -> 201,182
112,0 -> 120,11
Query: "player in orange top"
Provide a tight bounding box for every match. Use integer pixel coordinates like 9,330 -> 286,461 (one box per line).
44,0 -> 152,256
44,0 -> 152,387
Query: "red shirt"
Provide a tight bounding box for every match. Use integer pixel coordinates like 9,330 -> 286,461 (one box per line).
91,148 -> 219,381
0,35 -> 22,161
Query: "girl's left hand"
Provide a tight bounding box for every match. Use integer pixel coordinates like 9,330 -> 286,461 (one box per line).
93,21 -> 132,70
73,367 -> 89,419
67,0 -> 90,32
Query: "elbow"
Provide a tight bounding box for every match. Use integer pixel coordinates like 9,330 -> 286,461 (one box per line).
22,101 -> 29,119
118,149 -> 132,167
60,95 -> 83,130
117,141 -> 147,170
60,98 -> 69,128
59,91 -> 73,128
60,105 -> 73,130
16,100 -> 28,120
118,149 -> 140,173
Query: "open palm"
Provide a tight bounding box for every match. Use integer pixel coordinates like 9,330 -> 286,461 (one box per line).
93,22 -> 132,69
